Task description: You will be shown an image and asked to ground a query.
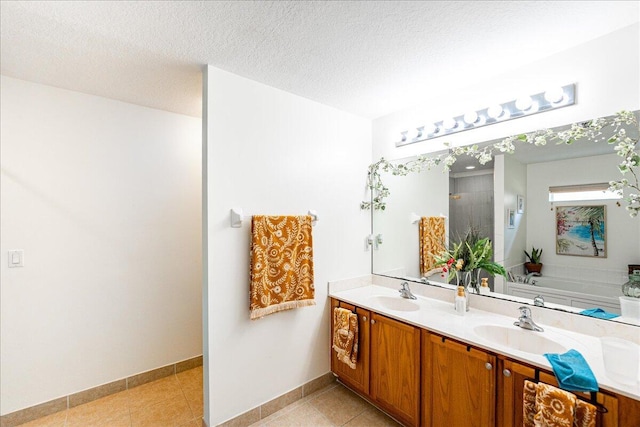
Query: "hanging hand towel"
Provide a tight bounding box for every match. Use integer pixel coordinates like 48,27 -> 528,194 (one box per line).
523,381 -> 597,427
332,307 -> 358,369
544,349 -> 599,393
574,399 -> 597,427
419,216 -> 446,277
533,382 -> 577,427
250,215 -> 315,320
523,380 -> 537,427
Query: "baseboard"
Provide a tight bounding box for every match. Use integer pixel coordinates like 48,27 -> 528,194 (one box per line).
0,355 -> 203,427
216,372 -> 335,427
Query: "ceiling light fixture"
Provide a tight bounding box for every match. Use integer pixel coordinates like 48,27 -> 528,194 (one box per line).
395,83 -> 575,147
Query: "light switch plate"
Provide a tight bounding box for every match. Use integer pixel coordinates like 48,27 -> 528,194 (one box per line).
8,250 -> 24,267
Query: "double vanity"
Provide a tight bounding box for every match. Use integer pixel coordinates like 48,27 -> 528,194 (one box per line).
329,276 -> 640,427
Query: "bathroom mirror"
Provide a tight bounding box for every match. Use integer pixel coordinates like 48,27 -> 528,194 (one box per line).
371,111 -> 640,326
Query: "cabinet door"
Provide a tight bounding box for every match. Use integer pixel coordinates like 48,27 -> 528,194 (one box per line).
330,299 -> 370,395
370,312 -> 421,427
498,357 -> 622,427
423,333 -> 496,427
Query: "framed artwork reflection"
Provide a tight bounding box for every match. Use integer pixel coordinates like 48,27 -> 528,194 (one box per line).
517,195 -> 525,213
507,208 -> 515,228
556,205 -> 606,257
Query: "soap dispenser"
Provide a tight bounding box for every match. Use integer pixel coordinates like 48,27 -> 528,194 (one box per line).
479,277 -> 490,295
455,286 -> 467,315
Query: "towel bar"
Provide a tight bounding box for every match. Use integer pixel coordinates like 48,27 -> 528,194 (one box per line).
526,368 -> 608,414
230,208 -> 319,228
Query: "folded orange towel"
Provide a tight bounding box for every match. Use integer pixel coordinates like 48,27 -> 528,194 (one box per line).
332,307 -> 358,369
250,215 -> 315,320
419,216 -> 445,276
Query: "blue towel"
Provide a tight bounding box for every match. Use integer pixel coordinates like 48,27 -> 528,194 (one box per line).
543,349 -> 598,392
579,308 -> 620,319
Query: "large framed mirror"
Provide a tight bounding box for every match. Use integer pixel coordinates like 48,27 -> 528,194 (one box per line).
370,111 -> 640,326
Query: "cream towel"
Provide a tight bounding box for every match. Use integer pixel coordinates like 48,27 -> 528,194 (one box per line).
332,307 -> 358,369
250,215 -> 315,320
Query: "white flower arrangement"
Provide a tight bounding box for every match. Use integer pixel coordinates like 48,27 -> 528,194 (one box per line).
362,110 -> 640,217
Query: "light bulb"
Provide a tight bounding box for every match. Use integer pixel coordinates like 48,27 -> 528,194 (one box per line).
443,118 -> 457,130
516,96 -> 533,111
424,123 -> 436,135
544,87 -> 565,104
487,105 -> 503,119
463,111 -> 478,125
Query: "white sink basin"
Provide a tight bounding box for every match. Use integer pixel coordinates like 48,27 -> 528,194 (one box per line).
369,295 -> 420,312
473,324 -> 568,355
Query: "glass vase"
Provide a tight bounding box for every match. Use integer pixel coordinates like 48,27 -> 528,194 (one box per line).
464,269 -> 481,294
622,273 -> 640,298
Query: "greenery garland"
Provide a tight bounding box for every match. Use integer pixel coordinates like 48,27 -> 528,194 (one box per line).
361,110 -> 640,217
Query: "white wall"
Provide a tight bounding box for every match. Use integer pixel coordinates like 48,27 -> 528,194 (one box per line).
203,66 -> 371,425
372,23 -> 640,161
372,164 -> 449,279
527,153 -> 639,285
0,76 -> 203,415
372,24 -> 639,292
500,154 -> 528,269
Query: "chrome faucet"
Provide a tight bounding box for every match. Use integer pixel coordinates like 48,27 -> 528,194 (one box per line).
514,306 -> 544,332
524,272 -> 541,284
533,295 -> 545,307
399,282 -> 417,300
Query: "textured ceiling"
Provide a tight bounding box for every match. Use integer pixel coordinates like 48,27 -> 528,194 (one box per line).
1,1 -> 638,118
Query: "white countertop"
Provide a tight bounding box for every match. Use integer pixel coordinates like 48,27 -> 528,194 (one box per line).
329,283 -> 640,401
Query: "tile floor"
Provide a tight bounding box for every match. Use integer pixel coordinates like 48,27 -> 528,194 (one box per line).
16,371 -> 399,427
16,366 -> 203,427
248,383 -> 401,427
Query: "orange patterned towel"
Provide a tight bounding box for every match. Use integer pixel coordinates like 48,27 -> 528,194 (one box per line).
332,307 -> 358,369
419,216 -> 446,276
533,382 -> 576,427
574,399 -> 597,427
524,381 -> 595,427
250,215 -> 315,320
523,380 -> 537,427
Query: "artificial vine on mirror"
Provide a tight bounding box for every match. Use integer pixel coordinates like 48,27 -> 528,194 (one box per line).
361,110 -> 640,217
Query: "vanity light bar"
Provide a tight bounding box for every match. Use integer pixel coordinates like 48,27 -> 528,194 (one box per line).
396,84 -> 576,147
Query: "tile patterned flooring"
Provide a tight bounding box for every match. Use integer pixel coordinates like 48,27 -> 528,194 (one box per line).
17,371 -> 399,427
16,366 -> 203,427
248,383 -> 401,427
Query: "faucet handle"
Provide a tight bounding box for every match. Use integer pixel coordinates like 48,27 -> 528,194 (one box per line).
518,306 -> 531,318
400,281 -> 409,290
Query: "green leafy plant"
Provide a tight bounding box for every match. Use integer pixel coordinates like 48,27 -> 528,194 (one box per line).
433,229 -> 507,283
524,247 -> 543,264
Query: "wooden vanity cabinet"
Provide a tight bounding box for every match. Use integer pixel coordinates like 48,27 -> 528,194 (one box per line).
496,357 -> 633,427
331,297 -> 640,427
330,299 -> 370,395
370,312 -> 421,427
422,331 -> 496,427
